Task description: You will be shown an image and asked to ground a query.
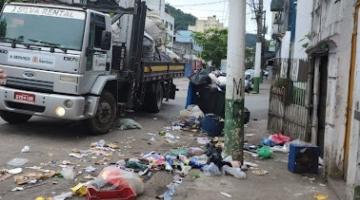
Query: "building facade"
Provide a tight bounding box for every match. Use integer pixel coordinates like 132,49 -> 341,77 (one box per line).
270,0 -> 360,199
188,16 -> 224,33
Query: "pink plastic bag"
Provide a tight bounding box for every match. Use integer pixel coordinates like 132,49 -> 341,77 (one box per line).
270,133 -> 291,145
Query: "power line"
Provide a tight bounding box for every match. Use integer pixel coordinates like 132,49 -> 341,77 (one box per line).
170,1 -> 225,7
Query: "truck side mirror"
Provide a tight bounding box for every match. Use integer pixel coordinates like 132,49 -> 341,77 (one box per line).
101,31 -> 111,50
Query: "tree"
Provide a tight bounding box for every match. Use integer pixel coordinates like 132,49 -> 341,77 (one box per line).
165,4 -> 197,31
193,29 -> 228,68
0,0 -> 4,10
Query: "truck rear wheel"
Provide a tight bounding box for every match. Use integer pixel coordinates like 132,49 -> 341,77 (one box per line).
86,91 -> 117,135
0,111 -> 32,124
144,82 -> 163,113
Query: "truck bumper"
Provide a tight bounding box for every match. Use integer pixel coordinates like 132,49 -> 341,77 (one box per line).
0,87 -> 99,120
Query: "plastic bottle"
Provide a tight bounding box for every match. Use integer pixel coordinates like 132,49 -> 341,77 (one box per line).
222,165 -> 247,179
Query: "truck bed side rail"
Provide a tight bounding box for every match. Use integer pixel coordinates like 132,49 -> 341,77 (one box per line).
142,62 -> 185,82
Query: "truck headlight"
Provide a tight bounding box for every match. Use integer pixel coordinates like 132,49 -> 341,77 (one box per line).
60,76 -> 78,83
55,106 -> 66,117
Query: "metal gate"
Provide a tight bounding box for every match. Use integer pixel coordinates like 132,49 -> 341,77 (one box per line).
268,59 -> 311,141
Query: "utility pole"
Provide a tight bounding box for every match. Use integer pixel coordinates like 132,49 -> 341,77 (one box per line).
224,0 -> 246,162
253,0 -> 264,94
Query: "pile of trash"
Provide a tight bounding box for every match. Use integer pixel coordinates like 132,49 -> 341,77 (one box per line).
243,133 -> 292,160
2,132 -> 254,200
186,68 -> 251,130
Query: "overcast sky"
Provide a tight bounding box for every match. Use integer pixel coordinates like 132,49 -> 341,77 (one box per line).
165,0 -> 272,37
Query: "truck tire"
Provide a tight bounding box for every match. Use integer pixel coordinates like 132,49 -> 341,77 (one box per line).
0,111 -> 32,124
86,91 -> 117,135
144,82 -> 163,113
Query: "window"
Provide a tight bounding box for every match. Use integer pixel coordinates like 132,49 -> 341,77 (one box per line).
89,13 -> 105,49
165,21 -> 169,28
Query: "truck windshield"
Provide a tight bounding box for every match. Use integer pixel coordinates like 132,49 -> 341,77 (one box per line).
0,5 -> 86,51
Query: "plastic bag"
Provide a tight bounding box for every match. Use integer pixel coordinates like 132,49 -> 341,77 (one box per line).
257,146 -> 273,159
222,165 -> 247,179
179,105 -> 205,120
117,118 -> 143,130
269,133 -> 291,145
88,166 -> 144,196
202,163 -> 222,176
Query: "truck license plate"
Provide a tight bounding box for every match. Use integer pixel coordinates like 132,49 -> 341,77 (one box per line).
14,92 -> 36,104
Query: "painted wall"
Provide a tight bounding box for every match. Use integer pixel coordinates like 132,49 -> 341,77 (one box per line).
309,0 -> 354,183
292,0 -> 313,59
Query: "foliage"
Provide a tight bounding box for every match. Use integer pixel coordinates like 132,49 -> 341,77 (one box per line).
193,29 -> 256,68
165,4 -> 197,31
245,47 -> 255,69
193,29 -> 228,68
0,0 -> 4,10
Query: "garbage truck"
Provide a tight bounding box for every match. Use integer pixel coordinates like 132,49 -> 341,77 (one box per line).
0,0 -> 184,134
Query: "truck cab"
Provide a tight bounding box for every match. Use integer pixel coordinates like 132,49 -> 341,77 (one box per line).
0,2 -> 122,132
0,0 -> 184,134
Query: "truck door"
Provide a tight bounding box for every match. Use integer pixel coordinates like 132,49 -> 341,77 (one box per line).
87,13 -> 107,72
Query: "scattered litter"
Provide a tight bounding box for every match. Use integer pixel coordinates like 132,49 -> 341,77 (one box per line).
7,168 -> 22,175
269,133 -> 291,145
125,160 -> 148,172
87,166 -> 144,198
91,139 -> 106,148
35,196 -> 46,200
319,183 -> 327,187
202,163 -> 222,176
53,192 -> 73,200
197,137 -> 210,145
14,170 -> 56,185
11,187 -> 24,192
71,183 -> 88,197
85,166 -> 96,173
163,183 -> 177,200
147,132 -> 157,136
7,158 -> 28,167
179,105 -> 204,120
117,118 -> 142,130
69,153 -> 85,159
107,143 -> 120,149
0,172 -> 11,182
220,192 -> 232,198
222,165 -> 246,179
251,169 -> 269,176
60,167 -> 75,180
245,133 -> 255,137
172,125 -> 182,131
165,132 -> 177,144
188,147 -> 205,156
257,146 -> 272,159
21,146 -> 30,153
314,193 -> 328,200
244,161 -> 258,168
271,145 -> 289,153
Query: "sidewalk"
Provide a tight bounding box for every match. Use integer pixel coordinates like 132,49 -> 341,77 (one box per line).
171,119 -> 338,200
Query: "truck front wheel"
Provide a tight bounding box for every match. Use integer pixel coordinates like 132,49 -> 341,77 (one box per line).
86,91 -> 117,135
0,111 -> 32,124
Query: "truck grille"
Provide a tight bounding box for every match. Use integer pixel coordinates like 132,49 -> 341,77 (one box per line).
6,77 -> 54,93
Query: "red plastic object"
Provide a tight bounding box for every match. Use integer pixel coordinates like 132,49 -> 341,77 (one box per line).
270,133 -> 291,145
86,187 -> 136,200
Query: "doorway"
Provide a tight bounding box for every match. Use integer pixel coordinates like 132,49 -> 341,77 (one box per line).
317,55 -> 328,157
